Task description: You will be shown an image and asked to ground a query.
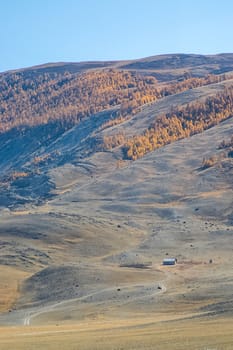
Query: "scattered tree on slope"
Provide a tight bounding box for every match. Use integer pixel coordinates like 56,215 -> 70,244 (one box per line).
201,135 -> 233,169
123,86 -> 233,160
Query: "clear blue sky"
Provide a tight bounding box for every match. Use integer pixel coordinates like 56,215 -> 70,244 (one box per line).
1,0 -> 233,72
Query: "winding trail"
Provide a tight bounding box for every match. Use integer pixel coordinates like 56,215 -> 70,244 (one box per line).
23,282 -> 167,326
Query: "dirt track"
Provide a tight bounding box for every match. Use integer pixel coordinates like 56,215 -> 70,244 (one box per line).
22,281 -> 167,326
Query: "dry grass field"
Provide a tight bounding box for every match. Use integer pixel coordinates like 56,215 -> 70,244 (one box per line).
0,266 -> 29,312
0,317 -> 233,350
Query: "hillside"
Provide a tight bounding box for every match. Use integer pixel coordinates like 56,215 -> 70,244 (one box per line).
1,54 -> 233,207
0,53 -> 233,349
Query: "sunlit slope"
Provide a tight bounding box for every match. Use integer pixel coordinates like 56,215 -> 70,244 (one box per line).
0,115 -> 232,326
6,53 -> 233,80
1,77 -> 233,207
0,54 -> 232,329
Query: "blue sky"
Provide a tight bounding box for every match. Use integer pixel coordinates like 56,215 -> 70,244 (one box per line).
1,0 -> 233,72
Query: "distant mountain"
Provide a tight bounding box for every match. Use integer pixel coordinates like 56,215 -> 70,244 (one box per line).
4,53 -> 233,77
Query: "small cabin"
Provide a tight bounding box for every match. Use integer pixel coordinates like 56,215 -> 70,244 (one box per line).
163,258 -> 177,266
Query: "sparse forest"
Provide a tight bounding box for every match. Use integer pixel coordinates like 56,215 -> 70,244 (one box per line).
0,68 -> 228,135
0,70 -> 160,133
123,86 -> 233,160
1,67 -> 232,163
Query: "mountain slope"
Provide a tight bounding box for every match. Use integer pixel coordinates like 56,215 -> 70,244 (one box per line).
1,76 -> 232,207
0,116 -> 232,326
0,54 -> 233,330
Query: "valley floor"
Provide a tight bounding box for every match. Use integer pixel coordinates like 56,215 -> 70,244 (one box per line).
0,316 -> 233,350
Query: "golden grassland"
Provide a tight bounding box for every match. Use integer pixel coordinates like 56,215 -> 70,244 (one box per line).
0,316 -> 232,350
0,266 -> 30,312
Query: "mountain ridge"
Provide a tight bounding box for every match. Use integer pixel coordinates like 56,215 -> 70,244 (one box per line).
3,52 -> 233,76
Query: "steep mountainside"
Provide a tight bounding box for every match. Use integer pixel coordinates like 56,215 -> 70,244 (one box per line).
0,54 -> 233,331
0,54 -> 233,206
